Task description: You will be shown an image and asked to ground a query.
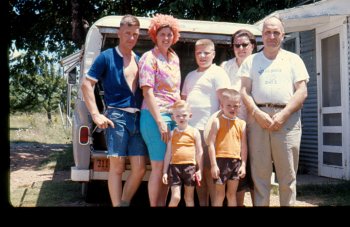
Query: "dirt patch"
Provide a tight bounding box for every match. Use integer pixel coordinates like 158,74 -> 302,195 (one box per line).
10,142 -> 320,207
10,143 -> 74,206
10,143 -> 71,186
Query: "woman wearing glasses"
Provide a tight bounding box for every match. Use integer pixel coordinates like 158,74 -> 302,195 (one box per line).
220,29 -> 257,206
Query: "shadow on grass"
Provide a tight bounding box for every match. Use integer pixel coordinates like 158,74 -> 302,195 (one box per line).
297,181 -> 350,206
10,141 -> 69,171
32,144 -> 113,207
35,181 -> 83,206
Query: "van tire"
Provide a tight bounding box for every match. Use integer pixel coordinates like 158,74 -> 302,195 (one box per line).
81,182 -> 92,203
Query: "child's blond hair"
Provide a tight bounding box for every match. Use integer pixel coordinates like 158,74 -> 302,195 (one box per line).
170,100 -> 191,113
221,88 -> 241,101
195,39 -> 215,50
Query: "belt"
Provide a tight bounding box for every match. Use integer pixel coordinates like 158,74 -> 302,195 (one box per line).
256,103 -> 286,108
108,106 -> 140,113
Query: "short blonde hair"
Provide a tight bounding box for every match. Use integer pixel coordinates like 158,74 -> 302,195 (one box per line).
195,39 -> 215,50
221,88 -> 241,101
148,14 -> 180,45
170,100 -> 191,113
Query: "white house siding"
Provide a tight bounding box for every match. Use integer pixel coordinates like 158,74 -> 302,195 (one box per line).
299,29 -> 319,174
347,16 -> 350,178
348,17 -> 350,123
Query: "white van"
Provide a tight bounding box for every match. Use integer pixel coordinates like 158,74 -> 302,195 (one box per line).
61,15 -> 261,201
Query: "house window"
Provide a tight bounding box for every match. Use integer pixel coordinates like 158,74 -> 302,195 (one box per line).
323,113 -> 342,126
282,32 -> 300,54
323,152 -> 342,166
323,133 -> 342,146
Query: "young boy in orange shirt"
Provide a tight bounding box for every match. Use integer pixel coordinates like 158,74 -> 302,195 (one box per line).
162,100 -> 203,207
207,89 -> 247,206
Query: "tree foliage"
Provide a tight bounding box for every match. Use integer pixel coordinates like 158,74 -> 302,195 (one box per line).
36,62 -> 67,123
10,0 -> 165,56
157,0 -> 303,23
10,54 -> 66,122
10,0 -> 306,56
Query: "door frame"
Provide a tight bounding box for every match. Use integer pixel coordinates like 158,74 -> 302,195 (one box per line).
316,17 -> 349,179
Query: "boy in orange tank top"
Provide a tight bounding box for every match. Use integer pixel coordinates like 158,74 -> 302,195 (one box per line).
162,100 -> 203,207
207,89 -> 247,206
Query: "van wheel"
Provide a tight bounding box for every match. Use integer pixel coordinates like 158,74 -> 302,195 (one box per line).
81,182 -> 91,202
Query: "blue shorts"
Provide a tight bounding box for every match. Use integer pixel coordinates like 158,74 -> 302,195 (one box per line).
140,109 -> 176,161
105,108 -> 148,157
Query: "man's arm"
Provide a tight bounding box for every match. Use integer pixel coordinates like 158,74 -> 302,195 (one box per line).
269,80 -> 308,130
240,77 -> 257,118
81,76 -> 114,128
241,77 -> 273,129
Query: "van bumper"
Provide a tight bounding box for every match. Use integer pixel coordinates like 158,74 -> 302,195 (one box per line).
71,167 -> 90,181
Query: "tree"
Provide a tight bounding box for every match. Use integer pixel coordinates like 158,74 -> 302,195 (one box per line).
37,62 -> 66,123
10,53 -> 66,123
71,0 -> 87,48
9,50 -> 43,113
10,0 -> 164,57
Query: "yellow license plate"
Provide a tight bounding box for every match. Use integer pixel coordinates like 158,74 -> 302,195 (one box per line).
93,158 -> 110,172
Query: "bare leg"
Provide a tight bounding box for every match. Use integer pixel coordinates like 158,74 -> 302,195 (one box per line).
196,131 -> 215,206
196,167 -> 210,206
148,160 -> 168,206
158,182 -> 169,206
168,185 -> 181,207
184,186 -> 195,207
213,184 -> 225,207
196,167 -> 216,206
121,156 -> 146,205
236,190 -> 246,207
226,180 -> 239,207
108,157 -> 125,207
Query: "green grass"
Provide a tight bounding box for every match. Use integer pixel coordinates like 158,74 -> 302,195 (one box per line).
35,181 -> 83,207
10,112 -> 71,144
297,181 -> 350,206
10,112 -> 74,171
11,181 -> 83,207
10,112 -> 81,207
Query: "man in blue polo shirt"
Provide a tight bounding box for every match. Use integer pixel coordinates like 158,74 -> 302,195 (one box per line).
81,15 -> 147,207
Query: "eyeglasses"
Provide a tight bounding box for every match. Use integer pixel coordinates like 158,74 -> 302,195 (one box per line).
233,43 -> 250,48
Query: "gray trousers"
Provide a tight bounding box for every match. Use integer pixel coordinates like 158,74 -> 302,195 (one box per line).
248,108 -> 301,206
